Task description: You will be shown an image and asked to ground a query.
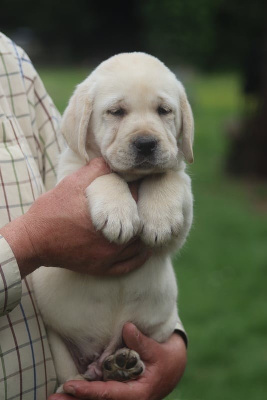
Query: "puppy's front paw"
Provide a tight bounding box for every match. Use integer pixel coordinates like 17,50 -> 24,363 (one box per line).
139,201 -> 184,247
86,179 -> 140,244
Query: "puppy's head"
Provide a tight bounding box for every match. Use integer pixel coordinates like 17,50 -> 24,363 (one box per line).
61,53 -> 194,177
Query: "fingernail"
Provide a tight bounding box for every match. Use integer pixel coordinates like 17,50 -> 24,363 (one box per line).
64,385 -> 76,395
133,325 -> 140,338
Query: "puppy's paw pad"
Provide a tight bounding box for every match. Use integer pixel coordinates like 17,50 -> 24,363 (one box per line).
103,348 -> 144,381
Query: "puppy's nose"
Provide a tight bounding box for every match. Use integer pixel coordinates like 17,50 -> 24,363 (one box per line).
133,136 -> 158,155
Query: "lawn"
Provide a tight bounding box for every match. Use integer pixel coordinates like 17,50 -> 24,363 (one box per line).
39,67 -> 267,400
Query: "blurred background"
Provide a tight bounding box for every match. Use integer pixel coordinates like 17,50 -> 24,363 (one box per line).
1,0 -> 267,399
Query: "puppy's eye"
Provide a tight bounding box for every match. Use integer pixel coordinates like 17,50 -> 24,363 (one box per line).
107,108 -> 126,117
157,106 -> 172,115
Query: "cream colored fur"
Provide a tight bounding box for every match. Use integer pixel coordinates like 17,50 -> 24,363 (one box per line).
32,53 -> 194,389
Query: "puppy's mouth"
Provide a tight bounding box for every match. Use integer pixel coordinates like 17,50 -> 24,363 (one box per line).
107,156 -> 163,178
134,156 -> 157,169
107,150 -> 173,175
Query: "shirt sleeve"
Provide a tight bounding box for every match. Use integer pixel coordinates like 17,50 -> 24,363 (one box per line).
174,317 -> 188,347
0,235 -> 22,316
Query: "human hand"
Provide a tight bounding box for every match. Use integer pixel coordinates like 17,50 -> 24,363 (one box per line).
0,158 -> 150,278
48,323 -> 187,400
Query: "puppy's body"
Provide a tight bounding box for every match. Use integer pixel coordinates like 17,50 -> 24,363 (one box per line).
33,249 -> 178,375
32,53 -> 194,388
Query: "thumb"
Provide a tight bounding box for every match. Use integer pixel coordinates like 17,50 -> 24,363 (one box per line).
122,323 -> 159,363
74,157 -> 111,187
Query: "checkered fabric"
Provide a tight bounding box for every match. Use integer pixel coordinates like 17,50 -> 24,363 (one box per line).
0,32 -> 187,400
0,32 -> 64,400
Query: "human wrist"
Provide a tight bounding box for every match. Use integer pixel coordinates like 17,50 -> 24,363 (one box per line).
0,215 -> 41,278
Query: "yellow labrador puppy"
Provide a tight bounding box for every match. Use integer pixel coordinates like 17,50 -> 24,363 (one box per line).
32,53 -> 194,391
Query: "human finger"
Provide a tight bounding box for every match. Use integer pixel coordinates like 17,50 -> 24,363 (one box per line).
116,238 -> 149,260
128,181 -> 140,202
63,380 -> 144,400
73,157 -> 111,188
48,393 -> 79,400
122,323 -> 160,363
108,249 -> 151,275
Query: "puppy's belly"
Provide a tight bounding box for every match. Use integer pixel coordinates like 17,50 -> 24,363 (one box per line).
32,256 -> 178,361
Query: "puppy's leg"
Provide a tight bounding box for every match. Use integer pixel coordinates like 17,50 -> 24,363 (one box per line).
138,170 -> 193,247
47,329 -> 84,393
86,173 -> 140,244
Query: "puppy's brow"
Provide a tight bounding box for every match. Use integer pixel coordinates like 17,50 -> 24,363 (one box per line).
103,97 -> 125,110
157,95 -> 176,109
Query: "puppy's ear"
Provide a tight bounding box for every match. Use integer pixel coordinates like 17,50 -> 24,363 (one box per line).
61,85 -> 93,161
178,84 -> 194,164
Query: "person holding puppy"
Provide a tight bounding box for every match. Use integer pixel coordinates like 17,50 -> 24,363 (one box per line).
0,32 -> 187,400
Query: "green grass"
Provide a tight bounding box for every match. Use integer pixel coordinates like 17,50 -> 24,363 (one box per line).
38,67 -> 89,112
171,74 -> 267,400
39,68 -> 267,400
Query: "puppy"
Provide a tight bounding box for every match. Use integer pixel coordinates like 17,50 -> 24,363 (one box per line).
32,53 -> 194,392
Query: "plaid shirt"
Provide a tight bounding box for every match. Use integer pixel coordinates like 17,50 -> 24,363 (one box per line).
0,32 -> 63,399
0,32 -> 186,400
